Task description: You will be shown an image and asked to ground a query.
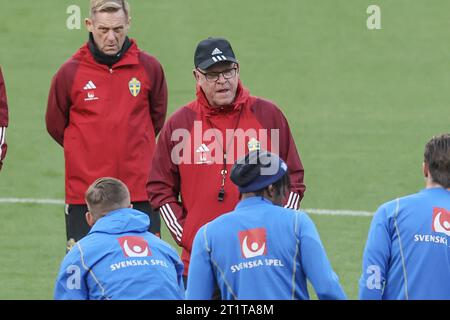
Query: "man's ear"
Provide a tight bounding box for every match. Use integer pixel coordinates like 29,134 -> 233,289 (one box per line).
193,69 -> 200,81
423,162 -> 429,178
85,18 -> 94,33
267,184 -> 276,198
85,211 -> 95,227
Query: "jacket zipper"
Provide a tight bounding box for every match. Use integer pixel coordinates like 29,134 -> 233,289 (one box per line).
107,66 -> 120,177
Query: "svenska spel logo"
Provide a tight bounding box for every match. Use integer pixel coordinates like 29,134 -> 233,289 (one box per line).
118,236 -> 151,257
432,207 -> 450,236
238,228 -> 267,259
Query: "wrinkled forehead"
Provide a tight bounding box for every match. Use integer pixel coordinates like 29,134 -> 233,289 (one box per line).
92,9 -> 129,27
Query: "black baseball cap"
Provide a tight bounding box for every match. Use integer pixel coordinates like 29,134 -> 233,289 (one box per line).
194,37 -> 238,70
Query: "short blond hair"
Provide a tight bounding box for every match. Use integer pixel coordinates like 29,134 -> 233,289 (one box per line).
90,0 -> 130,18
85,177 -> 131,218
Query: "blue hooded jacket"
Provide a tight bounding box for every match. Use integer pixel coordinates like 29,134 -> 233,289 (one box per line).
54,208 -> 185,300
186,196 -> 346,300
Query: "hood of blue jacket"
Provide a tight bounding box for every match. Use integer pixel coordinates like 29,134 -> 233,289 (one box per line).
88,208 -> 150,235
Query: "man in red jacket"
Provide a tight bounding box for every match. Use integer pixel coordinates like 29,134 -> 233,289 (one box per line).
0,67 -> 8,172
46,0 -> 167,250
147,37 -> 306,282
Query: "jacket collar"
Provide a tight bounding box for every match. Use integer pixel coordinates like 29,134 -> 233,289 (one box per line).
196,80 -> 250,116
236,196 -> 273,209
74,38 -> 140,69
421,187 -> 450,194
88,33 -> 133,67
88,208 -> 150,235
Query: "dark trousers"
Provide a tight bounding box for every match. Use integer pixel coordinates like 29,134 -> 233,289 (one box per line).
65,201 -> 160,251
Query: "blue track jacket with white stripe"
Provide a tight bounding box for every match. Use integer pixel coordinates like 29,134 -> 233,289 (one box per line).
186,196 -> 346,300
359,187 -> 450,300
54,208 -> 185,300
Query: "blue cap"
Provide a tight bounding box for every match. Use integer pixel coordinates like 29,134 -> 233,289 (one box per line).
230,151 -> 288,193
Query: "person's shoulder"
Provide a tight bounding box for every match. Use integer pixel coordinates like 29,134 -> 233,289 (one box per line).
52,43 -> 88,81
295,209 -> 315,225
170,103 -> 198,117
250,97 -> 283,113
163,103 -> 198,130
397,191 -> 423,203
74,234 -> 102,255
76,232 -> 118,258
53,55 -> 81,79
62,240 -> 84,265
145,233 -> 180,256
375,191 -> 422,219
138,50 -> 163,69
190,211 -> 233,242
262,204 -> 299,218
208,209 -> 236,227
248,96 -> 289,127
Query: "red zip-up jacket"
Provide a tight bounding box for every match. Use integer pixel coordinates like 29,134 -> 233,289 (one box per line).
0,67 -> 8,171
147,81 -> 305,275
46,40 -> 167,204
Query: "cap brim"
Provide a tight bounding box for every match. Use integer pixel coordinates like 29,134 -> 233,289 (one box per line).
197,56 -> 238,70
237,165 -> 288,193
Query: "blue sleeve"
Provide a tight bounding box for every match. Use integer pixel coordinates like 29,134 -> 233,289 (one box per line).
186,225 -> 216,300
299,214 -> 347,300
54,245 -> 89,300
359,204 -> 391,300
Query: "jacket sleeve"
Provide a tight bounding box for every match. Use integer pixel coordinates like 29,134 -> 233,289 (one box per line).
251,99 -> 306,209
54,245 -> 89,300
141,53 -> 168,137
186,225 -> 216,299
359,204 -> 391,300
277,111 -> 306,210
147,120 -> 186,246
45,61 -> 77,147
0,68 -> 8,171
298,213 -> 347,300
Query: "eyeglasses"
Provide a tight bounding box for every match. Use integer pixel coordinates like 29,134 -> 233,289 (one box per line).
197,67 -> 238,82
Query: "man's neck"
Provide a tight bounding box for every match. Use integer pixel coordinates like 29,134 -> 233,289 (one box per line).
88,33 -> 132,67
425,178 -> 445,189
241,193 -> 259,200
241,192 -> 271,202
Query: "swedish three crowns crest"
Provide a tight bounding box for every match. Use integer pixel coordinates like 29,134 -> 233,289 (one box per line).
129,77 -> 141,97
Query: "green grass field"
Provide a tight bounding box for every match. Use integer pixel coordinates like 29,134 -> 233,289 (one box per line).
0,0 -> 449,299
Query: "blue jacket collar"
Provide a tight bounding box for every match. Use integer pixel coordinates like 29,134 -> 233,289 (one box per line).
235,196 -> 273,209
421,187 -> 450,194
89,208 -> 150,235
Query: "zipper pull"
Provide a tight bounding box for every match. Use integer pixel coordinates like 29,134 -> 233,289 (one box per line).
109,68 -> 113,74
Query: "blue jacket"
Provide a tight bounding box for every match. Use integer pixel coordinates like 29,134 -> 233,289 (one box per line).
186,196 -> 346,300
359,188 -> 450,300
54,208 -> 185,300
